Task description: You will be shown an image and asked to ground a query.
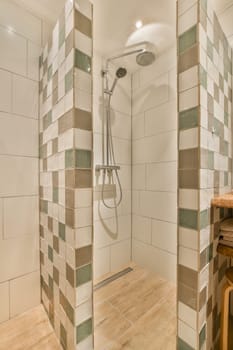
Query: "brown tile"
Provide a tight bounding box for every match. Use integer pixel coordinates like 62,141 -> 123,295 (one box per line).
66,263 -> 75,287
52,138 -> 58,154
65,189 -> 75,209
40,251 -> 44,265
75,10 -> 92,38
66,208 -> 75,228
43,159 -> 47,171
52,171 -> 59,187
66,169 -> 92,188
208,93 -> 213,115
58,109 -> 73,134
65,30 -> 74,57
178,282 -> 197,310
178,265 -> 198,290
48,217 -> 53,232
229,87 -> 232,102
40,225 -> 44,238
207,296 -> 212,317
214,83 -> 219,103
53,71 -> 58,91
53,266 -> 59,286
74,108 -> 92,131
52,87 -> 58,106
39,186 -> 44,198
65,170 -> 75,188
75,245 -> 92,268
43,59 -> 48,76
178,44 -> 198,73
179,169 -> 199,189
53,235 -> 59,254
179,148 -> 198,169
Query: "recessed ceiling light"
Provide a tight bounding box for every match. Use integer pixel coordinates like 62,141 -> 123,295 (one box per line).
135,20 -> 143,29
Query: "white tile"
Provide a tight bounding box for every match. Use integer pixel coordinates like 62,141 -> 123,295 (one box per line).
75,189 -> 92,208
110,110 -> 131,140
179,189 -> 198,210
10,271 -> 40,318
28,41 -> 41,81
75,207 -> 92,228
179,227 -> 198,250
94,246 -> 110,280
12,75 -> 38,119
75,299 -> 92,326
132,113 -> 144,140
178,0 -> 197,16
132,164 -> 146,190
74,129 -> 92,150
75,89 -> 91,112
178,4 -> 198,35
75,226 -> 92,249
132,215 -> 151,244
75,0 -> 92,19
0,156 -> 38,197
0,281 -> 9,323
110,239 -> 131,272
151,220 -> 177,255
75,30 -> 92,56
76,335 -> 93,350
146,162 -> 177,192
179,246 -> 198,270
144,101 -> 177,136
0,113 -> 38,156
0,69 -> 11,113
178,320 -> 197,348
75,68 -> 91,93
0,236 -> 39,283
178,302 -> 197,330
4,196 -> 39,239
179,86 -> 198,111
179,66 -> 198,92
0,0 -> 41,45
132,240 -> 176,283
0,26 -> 27,76
0,199 -> 2,239
179,128 -> 198,150
140,191 -> 177,223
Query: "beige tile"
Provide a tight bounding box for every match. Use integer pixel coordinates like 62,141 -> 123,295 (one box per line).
110,239 -> 131,272
28,42 -> 41,81
10,271 -> 40,318
0,112 -> 38,156
4,196 -> 39,239
0,156 -> 38,197
12,75 -> 38,119
0,281 -> 9,323
0,69 -> 11,113
0,26 -> 27,76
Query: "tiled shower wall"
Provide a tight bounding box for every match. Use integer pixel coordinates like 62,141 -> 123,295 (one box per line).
93,54 -> 132,281
132,48 -> 177,283
177,0 -> 232,348
39,0 -> 94,349
0,0 -> 44,323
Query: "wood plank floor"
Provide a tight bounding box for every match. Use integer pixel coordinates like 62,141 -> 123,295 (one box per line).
94,265 -> 177,350
0,265 -> 177,350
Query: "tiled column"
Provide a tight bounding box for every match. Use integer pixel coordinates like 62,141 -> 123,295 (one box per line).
39,0 -> 93,349
177,0 -> 232,349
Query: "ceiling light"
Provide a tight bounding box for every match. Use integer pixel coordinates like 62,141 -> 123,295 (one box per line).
135,20 -> 143,29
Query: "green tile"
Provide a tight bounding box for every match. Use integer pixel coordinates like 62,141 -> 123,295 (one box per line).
43,110 -> 52,130
75,49 -> 91,74
48,65 -> 52,81
59,222 -> 66,241
208,151 -> 214,169
40,200 -> 48,214
53,187 -> 59,203
207,38 -> 213,61
200,0 -> 207,12
199,324 -> 206,348
76,318 -> 92,344
208,243 -> 213,262
65,69 -> 73,94
178,338 -> 194,350
200,65 -> 207,89
48,245 -> 53,262
76,150 -> 92,168
76,263 -> 92,286
65,149 -> 75,168
179,107 -> 198,130
200,209 -> 209,229
224,172 -> 228,186
179,209 -> 198,230
59,27 -> 65,48
179,26 -> 197,54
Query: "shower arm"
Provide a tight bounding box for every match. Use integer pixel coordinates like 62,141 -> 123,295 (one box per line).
105,48 -> 144,71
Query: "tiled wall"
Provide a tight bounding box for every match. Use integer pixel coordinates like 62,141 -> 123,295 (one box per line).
93,54 -> 132,281
39,0 -> 94,349
177,0 -> 232,348
131,48 -> 177,283
0,0 -> 43,323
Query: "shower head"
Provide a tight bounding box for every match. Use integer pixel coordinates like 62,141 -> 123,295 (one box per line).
116,67 -> 127,78
136,50 -> 155,66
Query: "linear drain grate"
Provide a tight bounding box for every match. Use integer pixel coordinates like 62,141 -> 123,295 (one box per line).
94,267 -> 133,291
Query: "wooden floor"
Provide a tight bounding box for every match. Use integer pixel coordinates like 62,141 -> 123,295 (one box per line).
0,265 -> 176,350
0,305 -> 61,350
94,265 -> 176,350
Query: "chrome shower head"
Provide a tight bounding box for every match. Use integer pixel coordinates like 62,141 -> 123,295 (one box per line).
136,50 -> 155,66
116,67 -> 127,78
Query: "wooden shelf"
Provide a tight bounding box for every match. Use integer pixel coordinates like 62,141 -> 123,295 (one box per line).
211,192 -> 233,208
217,243 -> 233,258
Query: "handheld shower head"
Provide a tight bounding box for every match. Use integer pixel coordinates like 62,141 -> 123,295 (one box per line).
109,67 -> 127,95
